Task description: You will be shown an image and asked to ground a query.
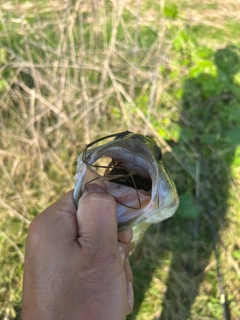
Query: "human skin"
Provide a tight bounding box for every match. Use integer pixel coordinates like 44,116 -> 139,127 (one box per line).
22,183 -> 134,320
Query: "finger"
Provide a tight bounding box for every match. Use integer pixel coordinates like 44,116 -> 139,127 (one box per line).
77,183 -> 118,249
127,281 -> 134,314
118,229 -> 133,243
28,190 -> 77,242
124,258 -> 134,314
118,242 -> 131,264
38,190 -> 76,220
124,258 -> 133,285
53,190 -> 77,216
25,190 -> 78,269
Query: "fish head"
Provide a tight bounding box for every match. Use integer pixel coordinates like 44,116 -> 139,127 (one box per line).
73,131 -> 179,237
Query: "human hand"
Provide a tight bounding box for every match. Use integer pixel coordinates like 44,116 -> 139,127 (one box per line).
22,184 -> 134,320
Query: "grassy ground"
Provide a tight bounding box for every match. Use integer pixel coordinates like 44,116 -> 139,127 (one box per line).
0,0 -> 240,319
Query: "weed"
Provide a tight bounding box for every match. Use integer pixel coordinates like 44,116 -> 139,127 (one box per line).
0,0 -> 240,319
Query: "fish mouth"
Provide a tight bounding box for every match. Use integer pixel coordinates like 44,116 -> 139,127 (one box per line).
74,139 -> 158,229
105,162 -> 152,192
102,147 -> 153,191
84,138 -> 158,183
74,131 -> 179,234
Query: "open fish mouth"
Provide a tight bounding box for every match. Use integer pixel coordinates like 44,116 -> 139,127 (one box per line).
73,131 -> 179,233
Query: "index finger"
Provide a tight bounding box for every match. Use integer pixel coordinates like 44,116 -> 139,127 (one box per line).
118,229 -> 133,243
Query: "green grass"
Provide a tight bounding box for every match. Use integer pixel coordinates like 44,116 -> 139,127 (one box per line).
0,0 -> 240,319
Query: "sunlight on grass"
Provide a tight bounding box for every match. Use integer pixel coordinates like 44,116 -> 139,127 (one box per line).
0,0 -> 240,319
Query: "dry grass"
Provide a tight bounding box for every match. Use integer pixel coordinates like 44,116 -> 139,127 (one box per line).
0,0 -> 240,319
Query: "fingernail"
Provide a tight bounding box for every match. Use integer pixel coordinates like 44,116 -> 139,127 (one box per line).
127,282 -> 134,312
86,183 -> 107,193
118,246 -> 125,263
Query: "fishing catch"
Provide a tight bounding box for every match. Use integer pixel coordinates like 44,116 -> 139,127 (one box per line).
73,131 -> 179,238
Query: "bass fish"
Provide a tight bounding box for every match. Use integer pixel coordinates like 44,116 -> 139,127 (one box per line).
73,131 -> 179,239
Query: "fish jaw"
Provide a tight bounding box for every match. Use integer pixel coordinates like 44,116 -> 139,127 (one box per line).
73,157 -> 87,205
73,135 -> 179,232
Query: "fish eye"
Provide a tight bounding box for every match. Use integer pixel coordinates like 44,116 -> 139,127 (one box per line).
153,144 -> 162,160
114,131 -> 132,140
145,135 -> 162,161
128,133 -> 145,142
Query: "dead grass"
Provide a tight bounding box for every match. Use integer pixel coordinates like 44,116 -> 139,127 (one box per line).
0,0 -> 240,319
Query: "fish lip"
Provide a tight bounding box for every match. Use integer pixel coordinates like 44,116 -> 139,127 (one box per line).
83,138 -> 160,177
74,137 -> 159,208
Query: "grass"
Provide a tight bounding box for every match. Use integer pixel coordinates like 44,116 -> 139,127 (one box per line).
0,0 -> 240,319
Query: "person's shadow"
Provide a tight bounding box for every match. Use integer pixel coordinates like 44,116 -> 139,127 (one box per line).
128,45 -> 240,320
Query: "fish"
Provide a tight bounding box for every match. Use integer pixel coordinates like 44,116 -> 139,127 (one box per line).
73,131 -> 179,239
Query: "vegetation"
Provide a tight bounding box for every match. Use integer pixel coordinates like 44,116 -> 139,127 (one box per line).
0,0 -> 239,319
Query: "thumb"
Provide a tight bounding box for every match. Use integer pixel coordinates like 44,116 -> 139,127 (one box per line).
77,183 -> 118,249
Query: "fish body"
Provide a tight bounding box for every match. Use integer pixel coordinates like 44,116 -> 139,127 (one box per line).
73,131 -> 179,237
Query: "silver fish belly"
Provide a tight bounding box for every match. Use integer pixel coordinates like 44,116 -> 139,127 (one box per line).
73,131 -> 179,236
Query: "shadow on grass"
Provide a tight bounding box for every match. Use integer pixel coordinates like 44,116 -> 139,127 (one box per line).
128,45 -> 240,320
